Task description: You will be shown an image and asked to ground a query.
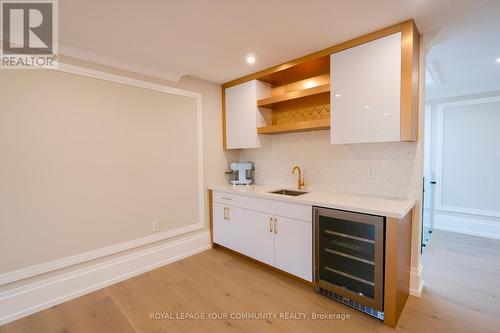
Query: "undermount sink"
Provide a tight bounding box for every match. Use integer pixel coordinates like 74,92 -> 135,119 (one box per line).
269,189 -> 309,196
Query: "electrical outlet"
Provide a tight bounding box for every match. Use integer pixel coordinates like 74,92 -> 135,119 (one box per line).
368,167 -> 375,178
152,220 -> 160,232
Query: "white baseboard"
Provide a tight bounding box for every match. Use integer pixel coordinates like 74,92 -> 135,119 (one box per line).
0,222 -> 204,286
0,231 -> 211,326
409,263 -> 424,297
434,211 -> 500,240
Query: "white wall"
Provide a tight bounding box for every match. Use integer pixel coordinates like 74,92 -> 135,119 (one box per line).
0,56 -> 237,324
428,91 -> 500,239
440,99 -> 500,212
423,105 -> 432,178
0,68 -> 203,274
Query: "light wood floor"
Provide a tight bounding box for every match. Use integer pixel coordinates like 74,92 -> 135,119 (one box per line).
2,230 -> 499,333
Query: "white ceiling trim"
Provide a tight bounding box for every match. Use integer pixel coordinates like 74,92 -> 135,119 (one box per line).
426,85 -> 500,102
426,59 -> 444,86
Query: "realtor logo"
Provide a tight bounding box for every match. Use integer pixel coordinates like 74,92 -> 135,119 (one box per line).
1,0 -> 58,68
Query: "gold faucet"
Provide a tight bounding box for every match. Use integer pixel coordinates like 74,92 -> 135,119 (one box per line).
292,166 -> 305,191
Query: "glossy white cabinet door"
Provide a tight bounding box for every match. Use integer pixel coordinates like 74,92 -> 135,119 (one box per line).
241,210 -> 275,266
225,80 -> 270,149
274,217 -> 312,282
331,32 -> 401,144
212,203 -> 231,248
213,204 -> 245,251
225,206 -> 246,253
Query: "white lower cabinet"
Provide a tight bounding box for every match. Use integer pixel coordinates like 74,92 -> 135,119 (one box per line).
212,203 -> 230,247
241,210 -> 275,266
274,216 -> 312,281
212,192 -> 312,282
213,203 -> 245,252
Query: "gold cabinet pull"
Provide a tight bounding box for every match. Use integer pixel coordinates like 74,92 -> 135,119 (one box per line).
274,217 -> 278,234
269,217 -> 273,233
227,207 -> 230,221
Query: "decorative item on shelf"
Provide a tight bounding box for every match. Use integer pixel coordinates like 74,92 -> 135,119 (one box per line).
270,104 -> 330,126
320,104 -> 330,119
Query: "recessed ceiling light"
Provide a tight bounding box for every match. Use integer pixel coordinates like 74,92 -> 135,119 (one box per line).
364,105 -> 370,109
246,55 -> 256,64
496,57 -> 500,63
335,94 -> 341,97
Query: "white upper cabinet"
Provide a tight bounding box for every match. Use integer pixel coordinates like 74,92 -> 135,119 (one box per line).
224,80 -> 270,149
330,32 -> 402,144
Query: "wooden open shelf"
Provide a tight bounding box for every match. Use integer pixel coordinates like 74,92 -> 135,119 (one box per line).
257,55 -> 330,86
257,84 -> 330,109
257,119 -> 330,135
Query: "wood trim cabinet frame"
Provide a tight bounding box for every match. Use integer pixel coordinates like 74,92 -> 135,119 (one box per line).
220,19 -> 420,148
384,209 -> 413,327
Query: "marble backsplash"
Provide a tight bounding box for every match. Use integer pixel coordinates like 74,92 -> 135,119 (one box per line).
237,130 -> 418,199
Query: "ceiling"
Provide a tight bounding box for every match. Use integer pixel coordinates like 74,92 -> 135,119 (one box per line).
59,0 -> 498,88
425,0 -> 500,100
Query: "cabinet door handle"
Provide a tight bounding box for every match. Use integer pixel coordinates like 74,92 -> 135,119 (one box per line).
274,217 -> 278,234
223,207 -> 227,220
269,217 -> 273,233
221,197 -> 232,201
227,207 -> 230,221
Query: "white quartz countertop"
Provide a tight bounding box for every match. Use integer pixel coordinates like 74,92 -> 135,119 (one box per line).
210,184 -> 416,219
